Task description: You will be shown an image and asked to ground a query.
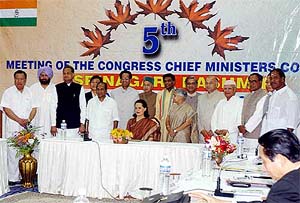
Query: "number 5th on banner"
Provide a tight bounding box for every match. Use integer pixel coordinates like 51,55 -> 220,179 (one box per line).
143,27 -> 159,55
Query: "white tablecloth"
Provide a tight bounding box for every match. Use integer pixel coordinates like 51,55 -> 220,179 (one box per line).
0,139 -> 9,196
38,138 -> 203,199
175,156 -> 271,202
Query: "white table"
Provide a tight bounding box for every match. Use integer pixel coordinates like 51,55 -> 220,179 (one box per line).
38,138 -> 203,199
175,156 -> 271,202
0,139 -> 9,196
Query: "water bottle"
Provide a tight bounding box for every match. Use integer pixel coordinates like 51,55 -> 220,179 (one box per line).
159,155 -> 171,195
237,133 -> 245,159
202,146 -> 212,177
61,120 -> 67,140
73,188 -> 89,203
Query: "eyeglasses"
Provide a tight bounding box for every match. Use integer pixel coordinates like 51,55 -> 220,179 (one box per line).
186,82 -> 196,85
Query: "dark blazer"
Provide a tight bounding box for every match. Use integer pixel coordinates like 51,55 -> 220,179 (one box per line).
238,168 -> 300,203
265,168 -> 300,203
85,91 -> 93,105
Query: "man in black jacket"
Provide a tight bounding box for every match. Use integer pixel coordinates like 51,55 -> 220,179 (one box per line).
56,65 -> 86,137
189,129 -> 300,203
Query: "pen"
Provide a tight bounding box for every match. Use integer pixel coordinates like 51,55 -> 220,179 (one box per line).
252,176 -> 272,179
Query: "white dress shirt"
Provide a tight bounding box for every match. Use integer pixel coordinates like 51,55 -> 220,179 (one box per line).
246,86 -> 300,135
30,82 -> 57,138
211,95 -> 243,143
86,96 -> 119,140
78,86 -> 87,125
0,86 -> 38,137
110,87 -> 139,129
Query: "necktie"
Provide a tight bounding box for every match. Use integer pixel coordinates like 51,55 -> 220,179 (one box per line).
262,94 -> 271,119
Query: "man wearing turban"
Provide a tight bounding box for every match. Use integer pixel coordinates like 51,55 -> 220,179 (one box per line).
139,76 -> 157,118
30,65 -> 58,138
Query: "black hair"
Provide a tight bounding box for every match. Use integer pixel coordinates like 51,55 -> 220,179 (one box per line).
63,65 -> 75,73
249,73 -> 263,81
258,129 -> 300,162
89,75 -> 102,83
270,69 -> 285,79
119,70 -> 132,79
163,73 -> 175,81
185,75 -> 197,84
14,70 -> 27,79
133,99 -> 150,118
96,82 -> 107,91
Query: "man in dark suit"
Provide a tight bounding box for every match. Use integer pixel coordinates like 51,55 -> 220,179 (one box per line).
189,129 -> 300,203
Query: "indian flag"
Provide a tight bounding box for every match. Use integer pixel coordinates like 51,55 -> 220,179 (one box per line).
0,0 -> 37,26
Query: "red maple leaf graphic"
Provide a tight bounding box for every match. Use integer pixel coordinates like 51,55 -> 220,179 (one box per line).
135,0 -> 174,20
80,25 -> 114,59
98,0 -> 138,30
208,19 -> 249,60
176,0 -> 216,32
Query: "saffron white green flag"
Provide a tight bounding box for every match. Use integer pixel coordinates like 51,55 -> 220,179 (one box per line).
0,0 -> 37,26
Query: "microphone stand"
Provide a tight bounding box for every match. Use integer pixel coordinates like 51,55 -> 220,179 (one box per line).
83,119 -> 92,141
214,157 -> 246,198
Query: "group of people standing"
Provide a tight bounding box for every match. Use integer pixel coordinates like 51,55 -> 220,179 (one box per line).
1,65 -> 300,184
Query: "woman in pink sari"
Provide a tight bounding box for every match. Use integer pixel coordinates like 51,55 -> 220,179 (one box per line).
126,99 -> 160,141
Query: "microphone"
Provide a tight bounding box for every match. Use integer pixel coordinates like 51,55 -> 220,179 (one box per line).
214,157 -> 246,198
83,119 -> 92,141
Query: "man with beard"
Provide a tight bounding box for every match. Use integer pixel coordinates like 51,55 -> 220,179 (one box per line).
1,70 -> 38,183
30,66 -> 58,137
155,73 -> 176,142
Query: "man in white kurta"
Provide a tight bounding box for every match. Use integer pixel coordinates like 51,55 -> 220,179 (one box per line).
111,71 -> 139,129
1,70 -> 38,182
30,66 -> 57,138
245,69 -> 299,136
87,82 -> 119,140
211,80 -> 243,144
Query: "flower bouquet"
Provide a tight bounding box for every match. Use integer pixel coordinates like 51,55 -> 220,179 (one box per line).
203,133 -> 236,165
7,124 -> 40,157
110,128 -> 133,144
7,123 -> 40,188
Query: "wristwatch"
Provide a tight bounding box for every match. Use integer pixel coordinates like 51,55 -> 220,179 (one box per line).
174,129 -> 177,133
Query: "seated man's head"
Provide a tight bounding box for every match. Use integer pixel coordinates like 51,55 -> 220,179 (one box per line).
258,129 -> 300,180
